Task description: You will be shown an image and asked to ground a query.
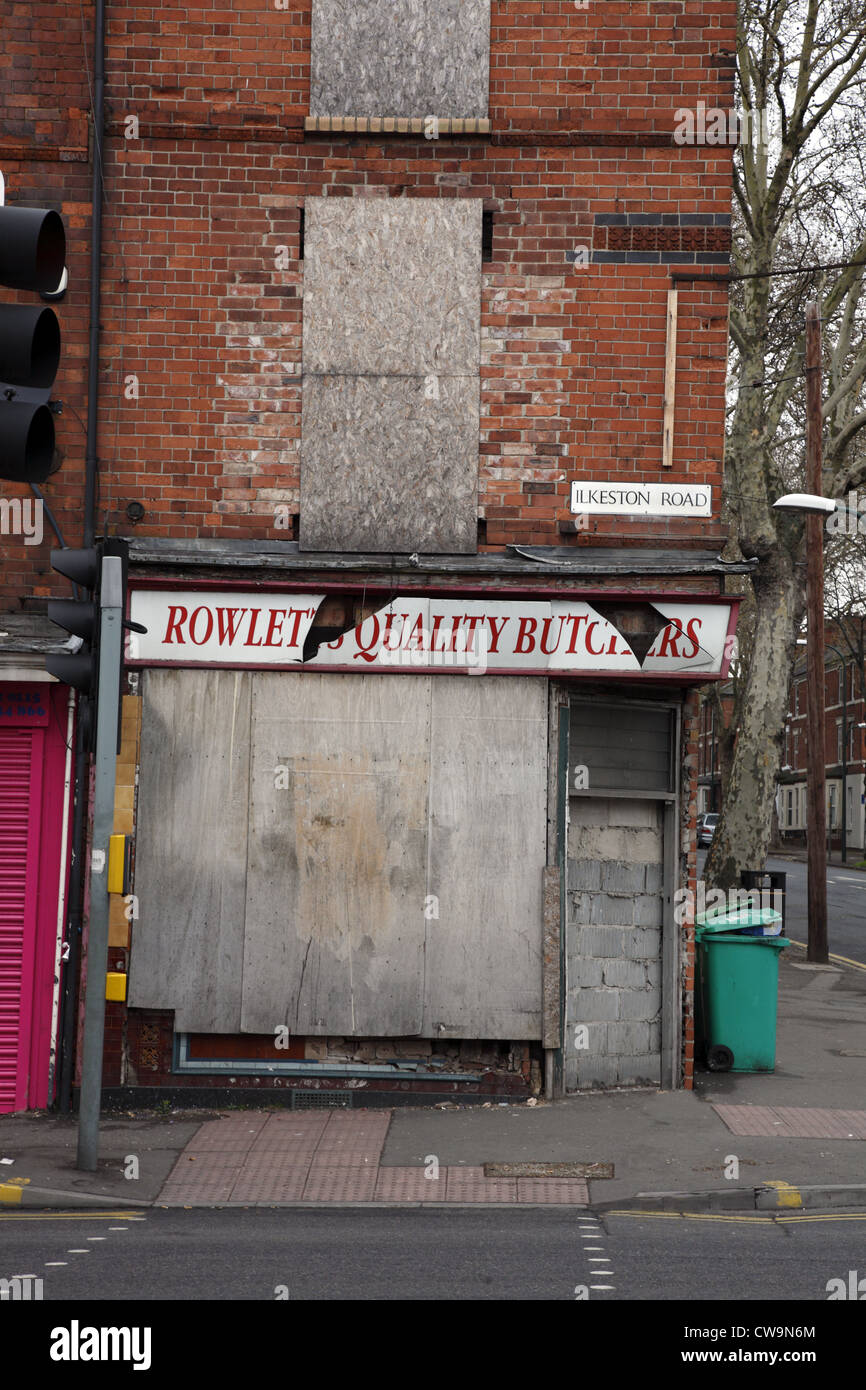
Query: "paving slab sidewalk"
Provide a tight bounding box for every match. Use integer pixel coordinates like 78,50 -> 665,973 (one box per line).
2,950 -> 864,1212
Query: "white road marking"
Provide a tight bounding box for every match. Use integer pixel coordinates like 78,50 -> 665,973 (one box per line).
45,1262 -> 67,1266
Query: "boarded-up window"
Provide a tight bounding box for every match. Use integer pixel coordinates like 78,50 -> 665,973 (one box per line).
130,670 -> 547,1040
310,0 -> 491,119
299,197 -> 481,554
570,702 -> 676,794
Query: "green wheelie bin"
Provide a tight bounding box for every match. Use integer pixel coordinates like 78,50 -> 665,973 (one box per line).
694,908 -> 789,1072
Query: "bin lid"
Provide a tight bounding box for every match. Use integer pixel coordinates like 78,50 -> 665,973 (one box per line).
700,933 -> 790,950
695,907 -> 782,933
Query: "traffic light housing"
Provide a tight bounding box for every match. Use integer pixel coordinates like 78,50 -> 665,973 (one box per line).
46,546 -> 100,748
46,547 -> 100,691
0,194 -> 66,483
46,539 -> 146,753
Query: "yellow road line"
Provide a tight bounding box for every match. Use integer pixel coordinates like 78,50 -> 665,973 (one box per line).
605,1209 -> 866,1224
787,939 -> 866,971
775,1212 -> 866,1223
0,1211 -> 147,1221
603,1210 -> 775,1223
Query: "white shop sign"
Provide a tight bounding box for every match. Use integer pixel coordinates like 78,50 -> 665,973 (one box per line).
570,482 -> 712,516
128,590 -> 736,678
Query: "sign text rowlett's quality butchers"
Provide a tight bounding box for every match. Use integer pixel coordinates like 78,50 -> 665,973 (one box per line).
128,591 -> 736,678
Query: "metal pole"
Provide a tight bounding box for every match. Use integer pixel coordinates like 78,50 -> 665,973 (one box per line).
58,710 -> 89,1112
84,0 -> 106,546
805,302 -> 828,963
76,557 -> 122,1170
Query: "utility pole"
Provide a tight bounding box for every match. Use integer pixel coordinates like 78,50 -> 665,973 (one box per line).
805,302 -> 829,964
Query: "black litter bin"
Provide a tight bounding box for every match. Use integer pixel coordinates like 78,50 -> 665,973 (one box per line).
741,870 -> 786,936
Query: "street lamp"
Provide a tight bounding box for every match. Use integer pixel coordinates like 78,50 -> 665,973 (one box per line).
773,493 -> 837,516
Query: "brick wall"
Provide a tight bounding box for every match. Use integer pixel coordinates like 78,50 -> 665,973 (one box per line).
2,1 -> 736,1100
0,0 -> 92,608
124,1009 -> 538,1098
1,1 -> 736,606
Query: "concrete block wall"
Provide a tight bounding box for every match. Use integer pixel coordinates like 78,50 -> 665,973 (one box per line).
566,797 -> 663,1088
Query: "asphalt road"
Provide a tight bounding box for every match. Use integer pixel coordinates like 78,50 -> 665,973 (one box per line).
698,852 -> 866,966
1,1207 -> 864,1303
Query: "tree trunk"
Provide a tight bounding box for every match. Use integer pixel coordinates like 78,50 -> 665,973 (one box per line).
704,547 -> 804,889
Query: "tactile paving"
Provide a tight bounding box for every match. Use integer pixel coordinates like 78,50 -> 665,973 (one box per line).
713,1103 -> 866,1139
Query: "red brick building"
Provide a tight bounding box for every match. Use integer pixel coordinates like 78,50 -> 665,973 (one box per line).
1,1 -> 744,1113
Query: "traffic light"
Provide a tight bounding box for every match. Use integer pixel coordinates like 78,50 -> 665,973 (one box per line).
46,540 -> 146,752
46,547 -> 100,691
46,546 -> 100,748
0,178 -> 66,483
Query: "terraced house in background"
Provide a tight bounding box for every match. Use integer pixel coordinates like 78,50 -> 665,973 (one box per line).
0,0 -> 746,1116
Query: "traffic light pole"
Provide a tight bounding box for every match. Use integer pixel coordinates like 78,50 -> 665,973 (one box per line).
76,557 -> 123,1172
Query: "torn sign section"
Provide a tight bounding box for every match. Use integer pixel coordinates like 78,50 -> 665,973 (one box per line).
306,598 -> 731,675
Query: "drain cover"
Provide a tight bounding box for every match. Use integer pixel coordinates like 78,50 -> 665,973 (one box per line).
291,1089 -> 353,1110
483,1161 -> 613,1179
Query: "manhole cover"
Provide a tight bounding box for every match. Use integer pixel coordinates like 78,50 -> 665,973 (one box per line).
483,1161 -> 613,1179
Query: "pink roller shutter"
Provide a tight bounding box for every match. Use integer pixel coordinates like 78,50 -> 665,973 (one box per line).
0,727 -> 44,1113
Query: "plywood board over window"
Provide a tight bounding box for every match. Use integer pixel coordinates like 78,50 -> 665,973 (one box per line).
129,670 -> 252,1032
130,671 -> 547,1040
310,0 -> 491,119
244,673 -> 432,1036
300,197 -> 481,554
